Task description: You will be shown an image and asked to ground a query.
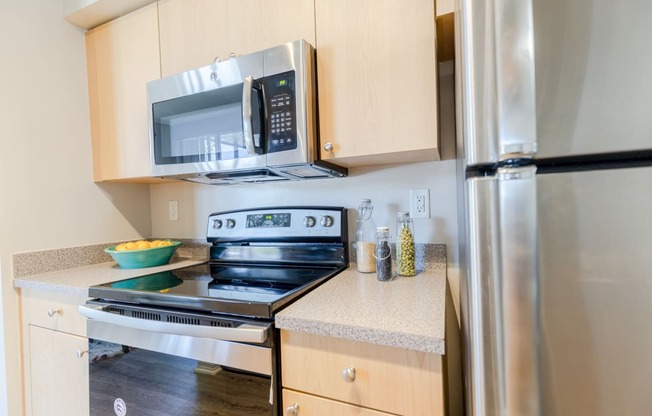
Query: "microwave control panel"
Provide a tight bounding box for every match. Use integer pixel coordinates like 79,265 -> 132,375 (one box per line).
265,71 -> 297,153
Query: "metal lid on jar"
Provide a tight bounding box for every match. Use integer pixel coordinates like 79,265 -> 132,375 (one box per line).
376,226 -> 389,231
397,211 -> 410,218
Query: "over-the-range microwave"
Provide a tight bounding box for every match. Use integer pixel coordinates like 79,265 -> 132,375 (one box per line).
147,39 -> 347,185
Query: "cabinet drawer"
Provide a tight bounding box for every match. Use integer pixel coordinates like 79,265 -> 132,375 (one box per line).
283,389 -> 392,416
280,330 -> 444,416
22,290 -> 88,337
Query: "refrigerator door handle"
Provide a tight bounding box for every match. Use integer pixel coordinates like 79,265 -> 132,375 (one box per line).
459,0 -> 537,165
494,0 -> 537,159
497,165 -> 540,416
465,166 -> 540,416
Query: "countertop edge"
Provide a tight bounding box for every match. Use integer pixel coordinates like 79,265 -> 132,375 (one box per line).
275,316 -> 446,355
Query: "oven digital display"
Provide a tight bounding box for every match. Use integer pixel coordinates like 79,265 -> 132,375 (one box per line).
246,213 -> 291,228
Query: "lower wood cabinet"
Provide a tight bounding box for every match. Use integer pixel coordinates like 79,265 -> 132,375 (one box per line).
281,330 -> 445,416
283,389 -> 393,416
28,326 -> 89,416
20,290 -> 89,416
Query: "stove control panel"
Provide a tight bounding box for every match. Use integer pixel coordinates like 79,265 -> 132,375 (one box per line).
207,207 -> 346,240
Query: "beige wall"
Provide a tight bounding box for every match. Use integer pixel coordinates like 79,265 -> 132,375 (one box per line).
0,2 -> 151,415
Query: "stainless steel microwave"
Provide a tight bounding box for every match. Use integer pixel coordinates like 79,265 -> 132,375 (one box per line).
147,39 -> 347,184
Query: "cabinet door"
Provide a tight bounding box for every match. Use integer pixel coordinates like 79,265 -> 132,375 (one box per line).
29,326 -> 89,416
159,0 -> 315,77
281,330 -> 444,416
315,0 -> 439,167
86,3 -> 161,181
283,389 -> 393,416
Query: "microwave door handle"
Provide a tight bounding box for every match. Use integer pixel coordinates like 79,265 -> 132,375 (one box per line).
242,75 -> 257,155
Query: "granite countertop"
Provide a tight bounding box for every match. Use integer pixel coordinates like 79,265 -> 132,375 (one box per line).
13,257 -> 208,297
13,243 -> 449,356
276,267 -> 448,355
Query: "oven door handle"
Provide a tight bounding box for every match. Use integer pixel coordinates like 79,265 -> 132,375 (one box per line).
78,304 -> 269,344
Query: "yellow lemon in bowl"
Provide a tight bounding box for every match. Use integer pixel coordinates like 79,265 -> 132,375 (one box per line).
136,240 -> 151,250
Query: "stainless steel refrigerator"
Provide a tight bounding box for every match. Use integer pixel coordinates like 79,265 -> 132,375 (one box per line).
456,0 -> 652,414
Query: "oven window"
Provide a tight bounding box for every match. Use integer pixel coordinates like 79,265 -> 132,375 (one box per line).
89,340 -> 273,416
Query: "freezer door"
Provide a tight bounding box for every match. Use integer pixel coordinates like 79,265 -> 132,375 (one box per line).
534,0 -> 652,157
538,166 -> 652,415
465,166 -> 540,416
459,0 -> 537,165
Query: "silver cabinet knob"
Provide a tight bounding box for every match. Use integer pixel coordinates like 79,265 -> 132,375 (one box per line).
76,349 -> 89,359
323,142 -> 333,152
47,308 -> 61,317
285,403 -> 300,416
342,366 -> 356,383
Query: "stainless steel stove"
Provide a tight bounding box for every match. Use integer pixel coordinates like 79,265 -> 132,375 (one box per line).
80,206 -> 348,416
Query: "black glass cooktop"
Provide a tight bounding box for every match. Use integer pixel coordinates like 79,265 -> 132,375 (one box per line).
89,262 -> 340,319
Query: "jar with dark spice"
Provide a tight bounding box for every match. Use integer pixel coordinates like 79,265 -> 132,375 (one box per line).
375,226 -> 392,281
396,212 -> 416,276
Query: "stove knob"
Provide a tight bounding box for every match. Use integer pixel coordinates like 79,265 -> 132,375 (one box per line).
320,215 -> 334,227
212,219 -> 223,229
303,216 -> 316,228
225,218 -> 236,229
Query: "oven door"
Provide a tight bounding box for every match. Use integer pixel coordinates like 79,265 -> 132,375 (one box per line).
148,51 -> 267,178
80,303 -> 276,416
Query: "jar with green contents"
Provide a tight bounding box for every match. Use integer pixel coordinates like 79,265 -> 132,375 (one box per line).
396,212 -> 416,276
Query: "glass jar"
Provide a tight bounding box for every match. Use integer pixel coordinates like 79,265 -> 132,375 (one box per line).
355,199 -> 376,273
396,212 -> 416,276
375,226 -> 392,281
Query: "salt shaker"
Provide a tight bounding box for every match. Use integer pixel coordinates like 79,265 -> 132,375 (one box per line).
375,226 -> 392,281
396,212 -> 416,276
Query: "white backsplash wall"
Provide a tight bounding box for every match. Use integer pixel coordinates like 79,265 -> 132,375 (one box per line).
150,159 -> 460,314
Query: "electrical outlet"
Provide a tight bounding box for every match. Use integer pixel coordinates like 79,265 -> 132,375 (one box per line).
169,200 -> 179,221
410,189 -> 430,219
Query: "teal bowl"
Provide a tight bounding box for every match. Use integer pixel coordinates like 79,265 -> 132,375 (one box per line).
104,241 -> 182,269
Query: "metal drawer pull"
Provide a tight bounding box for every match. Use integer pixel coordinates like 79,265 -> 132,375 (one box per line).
47,308 -> 61,317
285,403 -> 300,416
76,349 -> 88,359
342,366 -> 356,383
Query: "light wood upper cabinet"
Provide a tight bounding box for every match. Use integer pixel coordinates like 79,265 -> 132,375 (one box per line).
85,3 -> 161,181
315,0 -> 440,167
158,0 -> 315,77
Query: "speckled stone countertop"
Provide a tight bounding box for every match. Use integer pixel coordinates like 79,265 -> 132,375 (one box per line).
276,266 -> 448,355
13,257 -> 208,297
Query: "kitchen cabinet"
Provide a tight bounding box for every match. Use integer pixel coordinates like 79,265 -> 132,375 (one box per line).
281,330 -> 445,415
85,3 -> 161,182
315,0 -> 440,167
158,0 -> 316,77
20,290 -> 89,416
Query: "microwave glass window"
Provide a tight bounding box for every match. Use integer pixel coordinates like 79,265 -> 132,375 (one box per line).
161,103 -> 242,160
153,83 -> 263,164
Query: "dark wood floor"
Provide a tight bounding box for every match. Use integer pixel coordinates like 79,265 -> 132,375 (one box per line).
90,348 -> 273,416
